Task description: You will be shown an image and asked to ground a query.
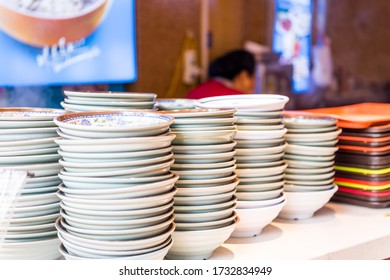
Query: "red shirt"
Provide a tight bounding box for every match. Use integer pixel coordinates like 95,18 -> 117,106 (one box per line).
186,79 -> 244,99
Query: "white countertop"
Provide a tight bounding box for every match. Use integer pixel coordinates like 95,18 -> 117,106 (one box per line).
211,202 -> 390,260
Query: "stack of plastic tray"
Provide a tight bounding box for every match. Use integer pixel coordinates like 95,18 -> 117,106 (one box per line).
302,102 -> 390,208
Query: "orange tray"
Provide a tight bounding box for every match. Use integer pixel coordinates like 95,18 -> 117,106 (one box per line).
302,102 -> 390,128
338,135 -> 390,143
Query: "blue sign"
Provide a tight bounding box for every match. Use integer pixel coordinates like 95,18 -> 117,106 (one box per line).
273,0 -> 312,93
0,0 -> 137,87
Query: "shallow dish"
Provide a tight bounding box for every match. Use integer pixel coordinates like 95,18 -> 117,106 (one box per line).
282,114 -> 337,128
156,98 -> 196,110
235,128 -> 287,140
174,207 -> 236,223
57,187 -> 178,211
54,111 -> 173,135
0,107 -> 66,121
173,150 -> 236,164
173,196 -> 237,213
64,91 -> 157,100
55,134 -> 175,153
285,144 -> 339,156
235,187 -> 283,201
60,200 -> 174,221
196,94 -> 289,112
173,190 -> 236,206
171,165 -> 236,180
176,179 -> 239,197
172,129 -> 236,145
235,143 -> 287,156
172,142 -> 236,154
56,219 -> 176,252
175,212 -> 237,231
237,180 -> 284,192
235,163 -> 288,178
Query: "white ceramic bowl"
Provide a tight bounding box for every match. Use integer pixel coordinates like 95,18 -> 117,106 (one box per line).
235,163 -> 287,178
174,212 -> 237,231
235,128 -> 287,140
173,196 -> 237,213
165,217 -> 239,260
232,200 -> 286,238
172,130 -> 236,145
236,193 -> 286,209
278,185 -> 338,220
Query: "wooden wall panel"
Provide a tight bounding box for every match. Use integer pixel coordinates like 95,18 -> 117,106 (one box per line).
127,0 -> 200,98
327,0 -> 390,84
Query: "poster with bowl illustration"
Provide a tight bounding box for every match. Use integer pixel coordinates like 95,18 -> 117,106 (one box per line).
0,0 -> 137,86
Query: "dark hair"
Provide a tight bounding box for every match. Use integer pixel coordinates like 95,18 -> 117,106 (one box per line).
208,50 -> 256,80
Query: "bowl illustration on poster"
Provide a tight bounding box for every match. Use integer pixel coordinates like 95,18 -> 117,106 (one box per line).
0,0 -> 112,47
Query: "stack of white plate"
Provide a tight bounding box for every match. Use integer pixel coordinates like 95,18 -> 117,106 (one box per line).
61,91 -> 157,112
196,94 -> 289,238
53,111 -> 178,259
161,108 -> 239,260
0,107 -> 66,260
279,114 -> 341,220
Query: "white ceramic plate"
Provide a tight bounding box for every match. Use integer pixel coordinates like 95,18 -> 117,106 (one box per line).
237,180 -> 284,192
172,141 -> 236,154
172,117 -> 236,126
285,166 -> 334,175
176,179 -> 239,197
236,160 -> 284,169
54,111 -> 173,132
1,162 -> 62,177
285,129 -> 342,142
156,98 -> 196,110
175,212 -> 237,231
160,108 -> 236,118
58,159 -> 174,177
284,171 -> 335,181
284,153 -> 335,162
172,130 -> 236,145
172,158 -> 235,170
285,144 -> 339,156
64,91 -> 157,100
196,94 -> 289,112
58,153 -> 173,169
174,189 -> 236,206
0,108 -> 66,121
57,187 -> 178,211
283,115 -> 337,128
235,163 -> 288,178
58,146 -> 173,163
60,199 -> 174,221
0,147 -> 58,157
171,165 -> 236,179
235,117 -> 282,124
0,137 -> 58,152
55,134 -> 175,153
238,173 -> 285,183
64,98 -> 155,108
235,187 -> 283,201
236,124 -> 285,131
286,126 -> 338,133
235,142 -> 287,155
173,150 -> 236,164
235,128 -> 287,140
284,159 -> 334,168
235,110 -> 283,117
235,152 -> 284,162
236,193 -> 286,209
285,177 -> 335,186
0,153 -> 61,164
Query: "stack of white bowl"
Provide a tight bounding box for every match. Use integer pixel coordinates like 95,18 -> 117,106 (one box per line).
0,107 -> 66,260
61,91 -> 156,112
161,108 -> 239,260
279,114 -> 341,220
196,94 -> 289,238
53,111 -> 178,260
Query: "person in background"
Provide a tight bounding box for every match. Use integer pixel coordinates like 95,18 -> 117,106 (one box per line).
186,49 -> 256,99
